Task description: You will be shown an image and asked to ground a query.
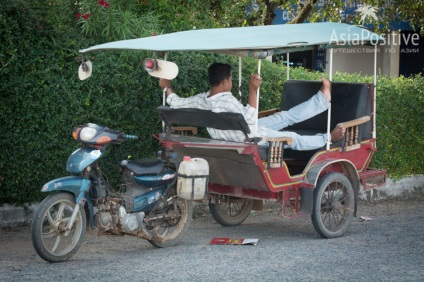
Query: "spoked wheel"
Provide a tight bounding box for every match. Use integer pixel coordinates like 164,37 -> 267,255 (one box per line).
31,192 -> 86,262
147,196 -> 193,248
311,172 -> 355,238
209,195 -> 253,227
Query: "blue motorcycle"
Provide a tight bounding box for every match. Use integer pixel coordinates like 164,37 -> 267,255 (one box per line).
31,123 -> 193,263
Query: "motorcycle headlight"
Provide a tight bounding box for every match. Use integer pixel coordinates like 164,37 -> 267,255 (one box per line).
80,127 -> 97,141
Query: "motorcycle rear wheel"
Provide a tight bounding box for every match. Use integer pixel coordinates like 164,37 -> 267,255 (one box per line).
147,196 -> 193,248
31,192 -> 86,263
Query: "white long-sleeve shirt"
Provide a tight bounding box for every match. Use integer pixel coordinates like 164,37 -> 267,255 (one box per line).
166,89 -> 331,150
166,91 -> 266,142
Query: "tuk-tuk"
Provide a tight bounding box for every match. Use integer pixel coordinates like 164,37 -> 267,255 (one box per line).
79,22 -> 387,238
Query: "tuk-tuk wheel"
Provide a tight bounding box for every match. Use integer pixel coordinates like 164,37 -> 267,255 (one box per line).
311,172 -> 355,238
209,195 -> 254,227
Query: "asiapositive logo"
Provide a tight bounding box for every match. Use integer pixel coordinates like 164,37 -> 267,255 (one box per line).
330,3 -> 413,48
330,26 -> 382,46
329,24 -> 420,52
328,3 -> 380,47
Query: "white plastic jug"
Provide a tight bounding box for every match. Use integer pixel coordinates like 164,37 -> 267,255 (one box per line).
177,156 -> 209,200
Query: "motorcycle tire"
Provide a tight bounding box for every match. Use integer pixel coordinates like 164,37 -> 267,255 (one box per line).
32,192 -> 86,263
147,197 -> 193,248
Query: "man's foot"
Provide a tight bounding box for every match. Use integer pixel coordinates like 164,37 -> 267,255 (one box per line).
320,76 -> 331,102
331,124 -> 345,142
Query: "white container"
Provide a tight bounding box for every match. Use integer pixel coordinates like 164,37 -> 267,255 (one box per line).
177,156 -> 209,200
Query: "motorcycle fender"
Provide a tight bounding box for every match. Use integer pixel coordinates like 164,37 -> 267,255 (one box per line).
41,176 -> 94,228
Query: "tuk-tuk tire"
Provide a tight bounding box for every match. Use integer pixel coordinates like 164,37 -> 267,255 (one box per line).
311,172 -> 355,238
209,196 -> 254,227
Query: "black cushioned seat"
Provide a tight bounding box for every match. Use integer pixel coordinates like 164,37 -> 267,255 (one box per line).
157,106 -> 250,138
280,80 -> 372,160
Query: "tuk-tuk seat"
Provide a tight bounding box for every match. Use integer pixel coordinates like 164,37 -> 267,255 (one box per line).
157,106 -> 251,139
275,80 -> 372,160
157,106 -> 292,167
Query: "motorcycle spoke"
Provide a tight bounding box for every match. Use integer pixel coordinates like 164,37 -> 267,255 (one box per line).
331,209 -> 338,228
226,203 -> 233,216
221,198 -> 242,217
46,209 -> 57,229
51,234 -> 62,253
42,229 -> 57,239
65,233 -> 75,245
56,203 -> 67,221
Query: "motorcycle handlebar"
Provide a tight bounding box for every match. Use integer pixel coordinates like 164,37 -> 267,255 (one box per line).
124,134 -> 139,140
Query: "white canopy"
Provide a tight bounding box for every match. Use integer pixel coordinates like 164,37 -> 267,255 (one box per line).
79,22 -> 384,58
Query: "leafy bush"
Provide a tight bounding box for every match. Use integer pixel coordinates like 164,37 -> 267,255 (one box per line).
78,0 -> 161,42
0,0 -> 163,205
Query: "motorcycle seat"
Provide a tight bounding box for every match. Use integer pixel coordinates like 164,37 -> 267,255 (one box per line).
120,158 -> 164,175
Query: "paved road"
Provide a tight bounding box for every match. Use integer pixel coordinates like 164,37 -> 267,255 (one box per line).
1,198 -> 423,281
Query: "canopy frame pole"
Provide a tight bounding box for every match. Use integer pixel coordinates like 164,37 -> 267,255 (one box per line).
373,44 -> 377,139
286,53 -> 290,80
255,59 -> 262,137
162,53 -> 168,133
162,53 -> 168,107
239,57 -> 242,99
326,48 -> 333,151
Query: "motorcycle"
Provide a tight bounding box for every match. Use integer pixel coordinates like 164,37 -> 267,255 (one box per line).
31,123 -> 193,263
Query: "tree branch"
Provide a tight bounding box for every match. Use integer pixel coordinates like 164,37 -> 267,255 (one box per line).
288,0 -> 318,24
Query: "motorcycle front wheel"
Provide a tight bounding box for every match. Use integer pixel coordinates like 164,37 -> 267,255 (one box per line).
31,192 -> 86,263
147,196 -> 193,248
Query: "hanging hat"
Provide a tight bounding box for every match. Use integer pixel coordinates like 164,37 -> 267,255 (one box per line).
78,60 -> 93,80
143,59 -> 179,80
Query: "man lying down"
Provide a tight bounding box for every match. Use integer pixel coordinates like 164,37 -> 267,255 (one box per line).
158,62 -> 345,151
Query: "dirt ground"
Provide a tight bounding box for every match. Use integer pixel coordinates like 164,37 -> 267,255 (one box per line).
1,197 -> 423,281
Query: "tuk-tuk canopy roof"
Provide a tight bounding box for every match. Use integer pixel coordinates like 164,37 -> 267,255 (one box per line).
79,22 -> 383,58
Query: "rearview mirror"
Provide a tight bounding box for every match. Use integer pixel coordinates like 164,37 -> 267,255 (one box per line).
143,58 -> 178,80
78,60 -> 92,80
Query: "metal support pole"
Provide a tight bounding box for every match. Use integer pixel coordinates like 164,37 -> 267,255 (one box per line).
162,53 -> 168,132
255,59 -> 262,137
163,53 -> 167,107
286,53 -> 290,80
239,57 -> 242,98
373,44 -> 377,139
326,48 -> 333,151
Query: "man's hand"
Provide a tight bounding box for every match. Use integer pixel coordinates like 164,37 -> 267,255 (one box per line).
159,78 -> 172,89
248,74 -> 262,109
159,78 -> 173,96
249,73 -> 262,91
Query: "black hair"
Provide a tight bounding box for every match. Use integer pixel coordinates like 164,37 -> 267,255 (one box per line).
208,63 -> 232,87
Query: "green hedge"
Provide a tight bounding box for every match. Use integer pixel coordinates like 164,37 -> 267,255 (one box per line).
1,1 -> 423,205
286,67 -> 424,179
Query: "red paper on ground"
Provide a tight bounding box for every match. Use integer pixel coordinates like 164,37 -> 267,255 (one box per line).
209,237 -> 258,245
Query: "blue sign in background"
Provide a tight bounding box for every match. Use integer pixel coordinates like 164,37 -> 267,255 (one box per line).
271,1 -> 414,73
